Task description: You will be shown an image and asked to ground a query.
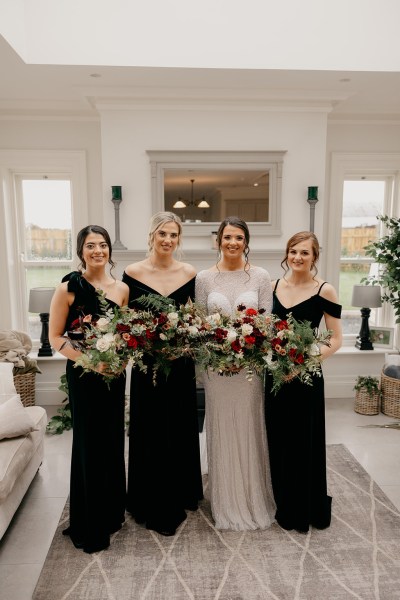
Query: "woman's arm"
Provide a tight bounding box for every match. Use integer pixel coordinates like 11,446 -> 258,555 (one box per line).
259,269 -> 273,313
320,313 -> 342,360
194,272 -> 208,309
319,282 -> 342,360
49,283 -> 83,361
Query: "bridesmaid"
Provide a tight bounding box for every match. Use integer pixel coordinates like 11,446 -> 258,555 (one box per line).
49,225 -> 129,553
123,211 -> 203,536
264,231 -> 342,533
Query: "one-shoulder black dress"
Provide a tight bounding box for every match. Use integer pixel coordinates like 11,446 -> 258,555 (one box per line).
264,280 -> 341,533
62,271 -> 126,553
123,274 -> 203,535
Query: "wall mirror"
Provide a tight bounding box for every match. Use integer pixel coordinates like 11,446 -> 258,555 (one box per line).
147,151 -> 285,237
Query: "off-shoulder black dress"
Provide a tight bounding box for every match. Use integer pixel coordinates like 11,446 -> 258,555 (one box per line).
122,273 -> 203,536
62,271 -> 126,553
264,280 -> 342,533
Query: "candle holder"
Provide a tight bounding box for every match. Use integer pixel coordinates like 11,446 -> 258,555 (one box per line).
307,186 -> 319,232
111,186 -> 127,250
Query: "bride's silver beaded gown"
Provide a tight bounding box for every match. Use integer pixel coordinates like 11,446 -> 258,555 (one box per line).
195,267 -> 276,530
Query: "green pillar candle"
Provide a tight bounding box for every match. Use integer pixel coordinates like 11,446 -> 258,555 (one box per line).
307,186 -> 318,200
112,185 -> 122,200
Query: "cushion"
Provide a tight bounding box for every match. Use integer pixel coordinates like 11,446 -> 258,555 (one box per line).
0,406 -> 46,501
384,364 -> 400,380
0,363 -> 16,401
0,395 -> 38,440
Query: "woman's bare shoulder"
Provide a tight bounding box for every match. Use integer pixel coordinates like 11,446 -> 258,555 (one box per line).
124,260 -> 148,278
180,261 -> 196,278
319,281 -> 339,302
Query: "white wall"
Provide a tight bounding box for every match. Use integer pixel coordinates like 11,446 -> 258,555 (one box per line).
100,107 -> 328,252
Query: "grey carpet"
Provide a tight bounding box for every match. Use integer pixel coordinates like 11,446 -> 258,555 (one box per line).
33,445 -> 400,600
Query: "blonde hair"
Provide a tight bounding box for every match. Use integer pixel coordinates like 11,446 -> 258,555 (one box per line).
147,211 -> 183,257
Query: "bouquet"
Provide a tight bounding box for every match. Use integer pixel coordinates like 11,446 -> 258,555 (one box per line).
134,294 -> 210,380
195,305 -> 271,378
261,313 -> 332,393
195,304 -> 331,393
64,292 -> 155,384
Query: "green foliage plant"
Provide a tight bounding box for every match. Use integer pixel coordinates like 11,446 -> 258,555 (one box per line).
354,375 -> 381,398
46,373 -> 72,434
363,215 -> 400,323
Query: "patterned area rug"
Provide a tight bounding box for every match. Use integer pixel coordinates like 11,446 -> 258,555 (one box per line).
33,445 -> 400,600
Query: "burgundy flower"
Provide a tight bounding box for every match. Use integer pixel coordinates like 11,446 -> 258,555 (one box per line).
231,339 -> 242,353
127,336 -> 138,349
214,327 -> 228,342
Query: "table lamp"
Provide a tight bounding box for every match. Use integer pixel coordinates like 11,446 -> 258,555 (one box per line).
29,287 -> 55,356
351,284 -> 382,350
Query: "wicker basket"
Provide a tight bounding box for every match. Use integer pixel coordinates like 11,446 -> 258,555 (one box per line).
381,368 -> 400,418
354,388 -> 380,415
13,372 -> 36,407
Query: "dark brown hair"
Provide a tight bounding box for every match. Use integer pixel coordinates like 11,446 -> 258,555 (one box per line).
76,225 -> 115,273
216,216 -> 250,272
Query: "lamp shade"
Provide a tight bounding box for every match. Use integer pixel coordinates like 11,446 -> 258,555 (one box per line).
29,287 -> 55,313
351,285 -> 382,308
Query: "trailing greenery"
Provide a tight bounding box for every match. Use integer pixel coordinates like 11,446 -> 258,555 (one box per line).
354,375 -> 381,397
46,373 -> 72,435
362,215 -> 400,323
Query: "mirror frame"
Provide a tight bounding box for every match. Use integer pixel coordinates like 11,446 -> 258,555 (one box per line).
147,150 -> 285,237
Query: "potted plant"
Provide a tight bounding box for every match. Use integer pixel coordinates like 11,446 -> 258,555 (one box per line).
363,215 -> 400,324
353,375 -> 381,415
46,373 -> 72,434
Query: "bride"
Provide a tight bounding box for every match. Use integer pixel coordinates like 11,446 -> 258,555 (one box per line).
195,216 -> 276,530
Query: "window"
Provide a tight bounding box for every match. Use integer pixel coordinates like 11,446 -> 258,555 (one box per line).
17,177 -> 74,339
0,149 -> 88,339
340,179 -> 386,334
326,152 -> 400,342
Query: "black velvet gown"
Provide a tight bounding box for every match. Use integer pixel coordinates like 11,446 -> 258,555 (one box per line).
62,272 -> 126,553
264,280 -> 341,533
123,273 -> 203,535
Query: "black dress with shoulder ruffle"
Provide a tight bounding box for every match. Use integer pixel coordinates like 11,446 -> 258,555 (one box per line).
62,271 -> 126,553
264,281 -> 342,533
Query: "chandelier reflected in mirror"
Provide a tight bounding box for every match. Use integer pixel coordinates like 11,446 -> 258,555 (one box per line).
173,179 -> 210,209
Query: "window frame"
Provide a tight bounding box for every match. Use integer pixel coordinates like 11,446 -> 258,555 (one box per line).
0,150 -> 88,336
325,152 -> 400,344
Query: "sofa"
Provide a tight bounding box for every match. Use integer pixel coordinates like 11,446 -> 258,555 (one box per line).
0,363 -> 47,540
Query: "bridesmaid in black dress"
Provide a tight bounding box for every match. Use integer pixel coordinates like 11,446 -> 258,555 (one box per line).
49,225 -> 129,553
264,231 -> 342,533
123,211 -> 203,536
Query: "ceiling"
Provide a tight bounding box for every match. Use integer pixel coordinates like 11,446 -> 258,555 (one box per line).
1,34 -> 400,120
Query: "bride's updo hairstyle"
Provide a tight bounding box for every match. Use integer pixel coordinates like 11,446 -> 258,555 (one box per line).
76,225 -> 116,274
216,216 -> 251,272
281,231 -> 320,278
147,211 -> 183,257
